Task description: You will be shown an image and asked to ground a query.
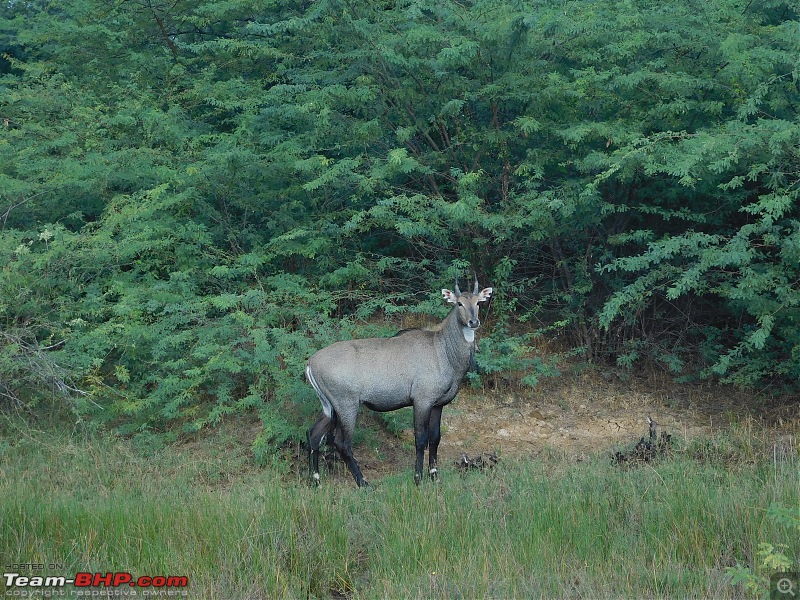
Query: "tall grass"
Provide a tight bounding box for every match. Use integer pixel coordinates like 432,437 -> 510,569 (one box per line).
1,422 -> 796,598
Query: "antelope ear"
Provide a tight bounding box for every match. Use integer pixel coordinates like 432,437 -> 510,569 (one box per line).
442,289 -> 458,304
477,287 -> 493,302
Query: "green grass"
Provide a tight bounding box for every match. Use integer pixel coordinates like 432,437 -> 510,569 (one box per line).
1,422 -> 797,599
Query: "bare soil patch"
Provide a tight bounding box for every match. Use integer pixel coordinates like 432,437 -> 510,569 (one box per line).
442,372 -> 732,459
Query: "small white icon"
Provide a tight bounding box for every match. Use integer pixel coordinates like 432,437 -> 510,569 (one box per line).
777,577 -> 796,596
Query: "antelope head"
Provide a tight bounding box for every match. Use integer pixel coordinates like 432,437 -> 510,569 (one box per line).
441,274 -> 493,330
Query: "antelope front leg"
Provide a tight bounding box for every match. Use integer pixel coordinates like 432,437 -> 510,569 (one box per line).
427,406 -> 443,480
413,405 -> 433,485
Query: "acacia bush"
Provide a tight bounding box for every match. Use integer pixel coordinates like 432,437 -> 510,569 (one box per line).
1,0 -> 798,441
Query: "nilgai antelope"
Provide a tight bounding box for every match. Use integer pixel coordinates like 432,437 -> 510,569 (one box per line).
306,275 -> 493,486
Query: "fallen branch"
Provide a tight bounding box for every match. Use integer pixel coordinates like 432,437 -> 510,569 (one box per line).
454,451 -> 499,473
612,416 -> 672,465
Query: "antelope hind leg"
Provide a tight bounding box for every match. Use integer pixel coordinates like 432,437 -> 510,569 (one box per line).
307,413 -> 333,485
332,422 -> 368,488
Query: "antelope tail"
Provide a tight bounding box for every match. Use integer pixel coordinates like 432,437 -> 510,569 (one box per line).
306,364 -> 334,419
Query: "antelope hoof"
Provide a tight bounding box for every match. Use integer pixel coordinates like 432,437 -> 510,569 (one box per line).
311,472 -> 320,486
414,472 -> 422,486
429,467 -> 438,481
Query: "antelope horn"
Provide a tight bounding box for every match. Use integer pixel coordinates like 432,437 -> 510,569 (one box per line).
472,272 -> 479,294
454,276 -> 461,296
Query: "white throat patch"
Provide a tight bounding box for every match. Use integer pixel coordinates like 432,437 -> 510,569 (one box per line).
462,326 -> 475,343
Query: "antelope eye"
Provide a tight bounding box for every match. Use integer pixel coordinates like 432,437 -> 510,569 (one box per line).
457,301 -> 463,307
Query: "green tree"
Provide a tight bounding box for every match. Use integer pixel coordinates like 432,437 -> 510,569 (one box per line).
1,0 -> 798,442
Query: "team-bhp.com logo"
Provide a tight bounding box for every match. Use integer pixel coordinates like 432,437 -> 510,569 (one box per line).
4,572 -> 189,596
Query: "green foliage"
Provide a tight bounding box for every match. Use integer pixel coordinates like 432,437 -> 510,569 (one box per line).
591,2 -> 800,385
1,0 -> 799,441
726,502 -> 800,598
